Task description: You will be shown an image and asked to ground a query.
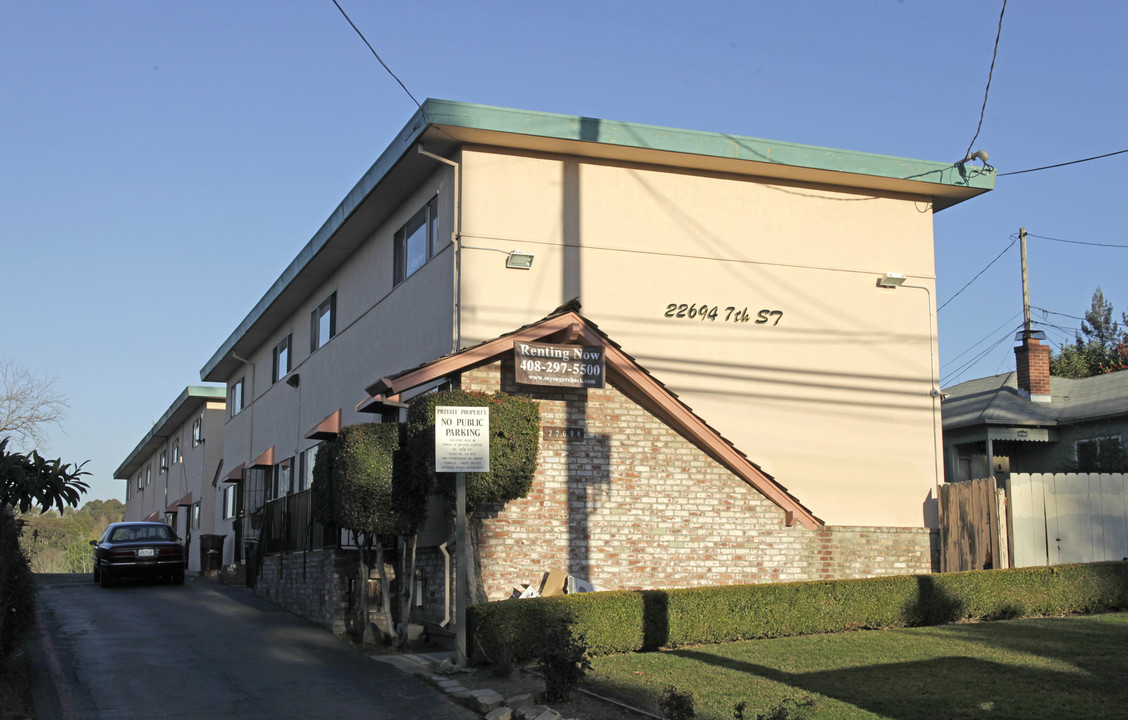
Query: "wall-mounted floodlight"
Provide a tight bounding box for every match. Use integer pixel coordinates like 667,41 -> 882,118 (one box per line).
285,373 -> 301,388
506,251 -> 535,270
877,272 -> 907,288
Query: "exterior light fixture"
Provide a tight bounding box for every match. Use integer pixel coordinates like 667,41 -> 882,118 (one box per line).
877,272 -> 907,288
505,251 -> 534,270
285,373 -> 301,388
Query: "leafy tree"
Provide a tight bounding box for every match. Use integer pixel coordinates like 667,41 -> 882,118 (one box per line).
312,424 -> 429,645
0,438 -> 89,514
1050,287 -> 1128,378
403,389 -> 540,604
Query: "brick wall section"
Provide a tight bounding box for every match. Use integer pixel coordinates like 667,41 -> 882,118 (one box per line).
256,549 -> 353,635
461,360 -> 932,601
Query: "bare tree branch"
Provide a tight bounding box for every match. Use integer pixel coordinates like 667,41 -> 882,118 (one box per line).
0,359 -> 70,451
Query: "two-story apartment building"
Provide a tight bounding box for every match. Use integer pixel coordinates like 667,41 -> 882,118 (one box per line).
115,386 -> 227,571
189,100 -> 991,624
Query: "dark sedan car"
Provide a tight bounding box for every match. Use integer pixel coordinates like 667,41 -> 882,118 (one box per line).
91,522 -> 185,587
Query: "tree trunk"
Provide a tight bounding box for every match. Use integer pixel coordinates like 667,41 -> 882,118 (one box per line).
397,533 -> 418,648
468,516 -> 489,606
372,538 -> 395,645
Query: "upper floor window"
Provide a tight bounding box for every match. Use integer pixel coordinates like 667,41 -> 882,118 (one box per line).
272,334 -> 292,384
229,377 -> 245,417
393,197 -> 439,286
159,450 -> 168,473
192,417 -> 203,447
145,465 -> 152,486
171,438 -> 180,465
310,293 -> 336,352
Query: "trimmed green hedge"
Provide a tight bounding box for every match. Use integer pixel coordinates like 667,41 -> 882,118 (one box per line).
468,562 -> 1128,663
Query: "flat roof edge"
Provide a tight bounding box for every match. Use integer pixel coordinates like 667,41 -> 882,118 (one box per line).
423,99 -> 996,194
113,385 -> 226,479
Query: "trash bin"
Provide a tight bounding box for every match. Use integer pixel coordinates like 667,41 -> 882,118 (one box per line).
199,534 -> 225,573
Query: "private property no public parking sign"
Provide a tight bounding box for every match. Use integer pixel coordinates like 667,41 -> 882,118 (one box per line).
434,406 -> 490,473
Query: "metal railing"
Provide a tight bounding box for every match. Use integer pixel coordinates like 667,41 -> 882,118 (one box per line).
256,489 -> 339,554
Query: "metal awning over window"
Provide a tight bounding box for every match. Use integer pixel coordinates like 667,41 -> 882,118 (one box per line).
305,409 -> 342,440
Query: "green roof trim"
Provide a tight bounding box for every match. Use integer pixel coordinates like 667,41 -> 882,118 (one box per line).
421,99 -> 995,192
114,386 -> 226,479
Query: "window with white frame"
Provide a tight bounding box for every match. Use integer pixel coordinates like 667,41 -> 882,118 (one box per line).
192,501 -> 201,529
310,293 -> 336,352
393,197 -> 439,286
298,444 -> 319,492
222,485 -> 237,520
1076,436 -> 1124,472
192,417 -> 203,447
229,377 -> 245,417
136,472 -> 143,491
272,334 -> 291,384
159,450 -> 167,473
145,465 -> 152,486
171,438 -> 180,465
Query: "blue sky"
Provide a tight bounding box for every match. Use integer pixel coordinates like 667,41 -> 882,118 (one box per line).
3,1 -> 1126,502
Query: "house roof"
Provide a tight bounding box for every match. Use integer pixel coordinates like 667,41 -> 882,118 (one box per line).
942,370 -> 1128,432
360,301 -> 823,530
200,99 -> 994,383
114,386 -> 226,479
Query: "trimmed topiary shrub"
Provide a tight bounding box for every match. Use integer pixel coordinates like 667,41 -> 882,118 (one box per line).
468,561 -> 1128,662
403,389 -> 539,509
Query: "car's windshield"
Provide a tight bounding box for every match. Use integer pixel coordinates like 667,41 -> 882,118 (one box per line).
108,525 -> 175,543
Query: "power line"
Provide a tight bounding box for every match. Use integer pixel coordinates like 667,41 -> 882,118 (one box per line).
941,326 -> 1017,387
964,0 -> 1007,159
1027,232 -> 1128,249
331,0 -> 421,108
1031,305 -> 1085,321
940,311 -> 1021,371
998,148 -> 1128,176
937,234 -> 1018,312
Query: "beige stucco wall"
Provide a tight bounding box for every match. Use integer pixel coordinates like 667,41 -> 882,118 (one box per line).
219,166 -> 457,505
458,148 -> 941,528
121,400 -> 225,571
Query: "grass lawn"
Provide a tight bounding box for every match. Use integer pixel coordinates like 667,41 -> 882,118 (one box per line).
586,612 -> 1128,720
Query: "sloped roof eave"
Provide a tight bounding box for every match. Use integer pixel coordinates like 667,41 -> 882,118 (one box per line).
362,306 -> 822,529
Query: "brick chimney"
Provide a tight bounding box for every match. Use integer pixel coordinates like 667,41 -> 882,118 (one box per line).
1014,335 -> 1051,402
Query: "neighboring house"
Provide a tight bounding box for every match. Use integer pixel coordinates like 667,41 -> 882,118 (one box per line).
115,386 -> 227,571
942,335 -> 1128,481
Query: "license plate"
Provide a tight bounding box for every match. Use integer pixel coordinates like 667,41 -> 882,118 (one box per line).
137,548 -> 156,557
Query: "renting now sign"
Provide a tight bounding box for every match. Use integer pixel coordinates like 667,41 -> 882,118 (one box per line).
513,342 -> 605,389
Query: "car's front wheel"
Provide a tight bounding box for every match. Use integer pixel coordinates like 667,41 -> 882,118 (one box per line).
93,566 -> 100,583
99,569 -> 113,588
171,569 -> 185,585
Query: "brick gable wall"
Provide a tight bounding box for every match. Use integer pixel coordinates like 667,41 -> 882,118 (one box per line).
461,359 -> 931,601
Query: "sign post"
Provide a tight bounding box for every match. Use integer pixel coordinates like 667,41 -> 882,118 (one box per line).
434,406 -> 490,666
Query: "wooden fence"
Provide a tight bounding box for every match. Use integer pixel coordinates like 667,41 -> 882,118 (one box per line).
1008,473 -> 1128,567
939,477 -> 1008,572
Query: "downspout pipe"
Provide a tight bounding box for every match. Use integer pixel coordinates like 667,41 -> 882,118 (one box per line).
417,145 -> 462,354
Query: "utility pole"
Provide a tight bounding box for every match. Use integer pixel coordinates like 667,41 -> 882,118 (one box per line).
1019,227 -> 1032,337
